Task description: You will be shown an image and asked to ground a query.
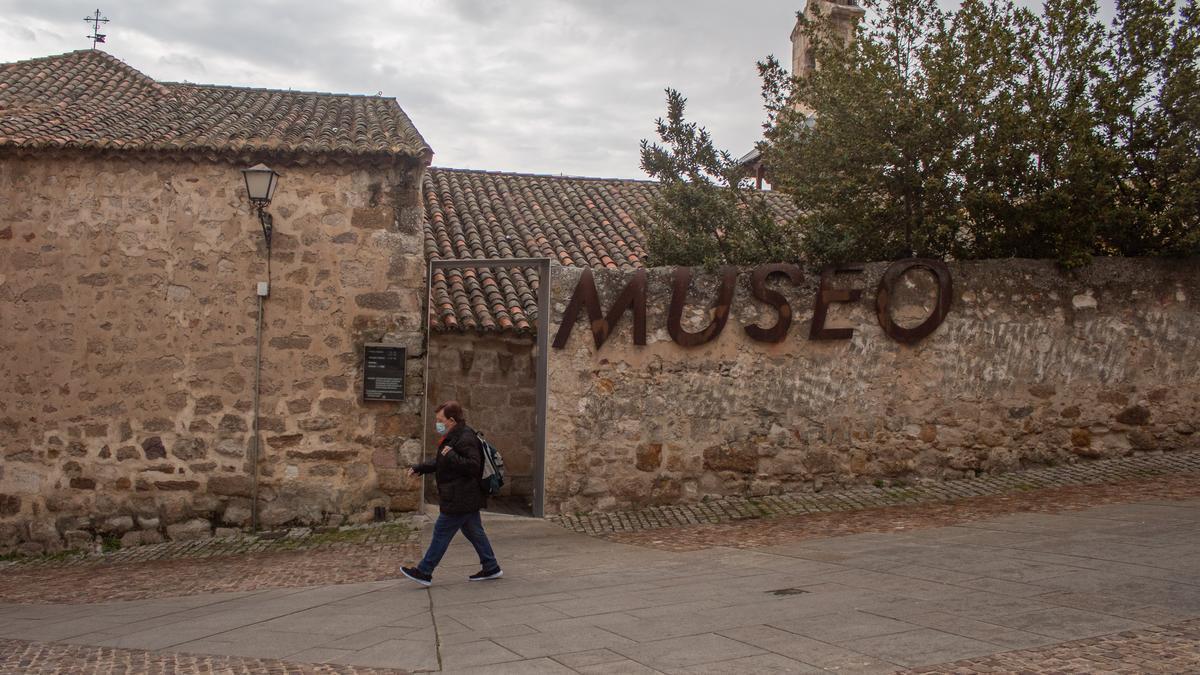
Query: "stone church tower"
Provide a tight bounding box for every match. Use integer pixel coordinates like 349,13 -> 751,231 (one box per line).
790,0 -> 866,112
742,2 -> 867,186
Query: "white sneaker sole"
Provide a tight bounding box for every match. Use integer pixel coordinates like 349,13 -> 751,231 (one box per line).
469,570 -> 504,581
400,568 -> 432,587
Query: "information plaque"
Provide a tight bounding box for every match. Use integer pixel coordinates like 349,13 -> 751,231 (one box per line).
363,343 -> 406,401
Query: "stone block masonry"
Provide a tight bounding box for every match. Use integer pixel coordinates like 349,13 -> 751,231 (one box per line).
0,155 -> 428,553
545,257 -> 1200,515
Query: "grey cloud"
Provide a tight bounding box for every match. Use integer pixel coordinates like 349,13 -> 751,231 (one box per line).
3,24 -> 35,41
446,0 -> 514,24
157,53 -> 205,74
0,0 -> 1119,179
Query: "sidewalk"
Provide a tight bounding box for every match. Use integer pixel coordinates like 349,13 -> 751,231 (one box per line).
0,489 -> 1198,672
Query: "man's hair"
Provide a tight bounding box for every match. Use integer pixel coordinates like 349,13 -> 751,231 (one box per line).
436,400 -> 465,424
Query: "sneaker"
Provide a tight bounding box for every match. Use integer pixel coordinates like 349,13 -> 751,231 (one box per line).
468,568 -> 503,581
400,566 -> 432,587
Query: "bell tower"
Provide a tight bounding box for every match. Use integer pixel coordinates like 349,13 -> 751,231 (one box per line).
741,2 -> 867,187
790,0 -> 865,111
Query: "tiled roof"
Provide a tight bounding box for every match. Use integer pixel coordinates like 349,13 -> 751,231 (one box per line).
424,167 -> 801,335
0,50 -> 431,163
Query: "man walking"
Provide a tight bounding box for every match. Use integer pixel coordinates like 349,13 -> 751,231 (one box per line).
401,401 -> 503,586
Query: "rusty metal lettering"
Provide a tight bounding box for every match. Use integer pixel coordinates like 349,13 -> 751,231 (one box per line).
667,267 -> 738,347
550,262 -> 955,349
876,258 -> 953,344
809,264 -> 864,340
744,263 -> 803,343
551,268 -> 647,349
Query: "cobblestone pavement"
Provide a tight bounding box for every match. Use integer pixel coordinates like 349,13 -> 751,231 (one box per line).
1,520 -> 419,569
0,638 -> 408,674
553,451 -> 1200,536
0,527 -> 421,604
905,617 -> 1200,674
604,472 -> 1200,551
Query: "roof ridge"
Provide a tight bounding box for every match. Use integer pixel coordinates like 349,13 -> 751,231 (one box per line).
0,49 -> 96,68
0,50 -> 431,161
164,81 -> 395,100
429,166 -> 659,185
1,50 -> 171,97
427,166 -> 792,198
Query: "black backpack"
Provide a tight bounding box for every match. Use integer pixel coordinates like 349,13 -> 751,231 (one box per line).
477,432 -> 506,496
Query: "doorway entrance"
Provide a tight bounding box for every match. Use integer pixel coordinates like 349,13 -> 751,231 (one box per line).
421,258 -> 552,518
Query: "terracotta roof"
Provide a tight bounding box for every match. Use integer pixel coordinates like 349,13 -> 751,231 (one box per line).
0,50 -> 431,163
424,167 -> 801,335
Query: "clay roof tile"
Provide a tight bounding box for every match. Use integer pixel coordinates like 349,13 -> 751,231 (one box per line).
0,50 -> 432,163
424,167 -> 800,335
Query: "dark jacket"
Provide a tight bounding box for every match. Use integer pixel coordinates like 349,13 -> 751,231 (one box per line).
413,423 -> 486,514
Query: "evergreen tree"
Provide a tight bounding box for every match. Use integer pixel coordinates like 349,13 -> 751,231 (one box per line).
1099,0 -> 1200,256
639,89 -> 801,268
642,0 -> 1198,267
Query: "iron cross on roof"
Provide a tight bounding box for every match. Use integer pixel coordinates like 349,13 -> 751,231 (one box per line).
84,9 -> 109,49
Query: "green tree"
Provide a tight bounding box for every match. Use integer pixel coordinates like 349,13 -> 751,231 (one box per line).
764,0 -> 1119,267
1098,0 -> 1200,256
999,0 -> 1114,267
643,0 -> 1195,268
760,0 -> 968,263
638,89 -> 801,268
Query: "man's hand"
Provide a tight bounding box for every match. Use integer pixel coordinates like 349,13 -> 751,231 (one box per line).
408,466 -> 419,477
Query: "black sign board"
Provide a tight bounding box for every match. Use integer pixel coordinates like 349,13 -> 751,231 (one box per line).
363,343 -> 406,401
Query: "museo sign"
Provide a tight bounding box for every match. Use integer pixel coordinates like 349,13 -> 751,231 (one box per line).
552,258 -> 953,350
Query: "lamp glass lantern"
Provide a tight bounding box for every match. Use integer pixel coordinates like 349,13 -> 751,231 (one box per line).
241,163 -> 280,205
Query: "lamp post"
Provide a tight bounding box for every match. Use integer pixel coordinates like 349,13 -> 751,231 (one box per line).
241,163 -> 279,534
241,163 -> 280,248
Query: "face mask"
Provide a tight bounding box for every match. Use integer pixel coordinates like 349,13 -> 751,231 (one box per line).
435,421 -> 447,435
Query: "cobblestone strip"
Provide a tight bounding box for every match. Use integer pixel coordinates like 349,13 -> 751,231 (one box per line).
0,519 -> 420,570
603,473 -> 1200,551
0,638 -> 408,675
552,451 -> 1200,535
0,542 -> 424,604
903,617 -> 1200,674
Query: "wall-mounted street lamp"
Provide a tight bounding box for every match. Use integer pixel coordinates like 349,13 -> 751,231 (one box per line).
241,163 -> 280,248
240,163 -> 279,535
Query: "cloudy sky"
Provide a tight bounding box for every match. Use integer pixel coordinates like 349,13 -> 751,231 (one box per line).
2,1 -> 1116,180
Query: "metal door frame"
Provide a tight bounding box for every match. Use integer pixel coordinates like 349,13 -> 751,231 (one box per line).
422,257 -> 553,518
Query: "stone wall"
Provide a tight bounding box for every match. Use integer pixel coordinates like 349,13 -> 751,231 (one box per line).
544,258 -> 1200,515
425,334 -> 537,501
0,154 -> 428,553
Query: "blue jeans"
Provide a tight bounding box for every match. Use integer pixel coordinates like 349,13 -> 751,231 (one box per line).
417,510 -> 499,576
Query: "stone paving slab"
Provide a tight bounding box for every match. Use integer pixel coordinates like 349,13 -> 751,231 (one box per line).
611,632 -> 766,670
715,625 -> 897,673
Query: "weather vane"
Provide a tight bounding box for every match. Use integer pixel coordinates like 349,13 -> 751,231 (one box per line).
83,9 -> 109,49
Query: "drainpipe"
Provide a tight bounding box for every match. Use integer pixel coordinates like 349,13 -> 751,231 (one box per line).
251,281 -> 268,531
419,259 -> 433,515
